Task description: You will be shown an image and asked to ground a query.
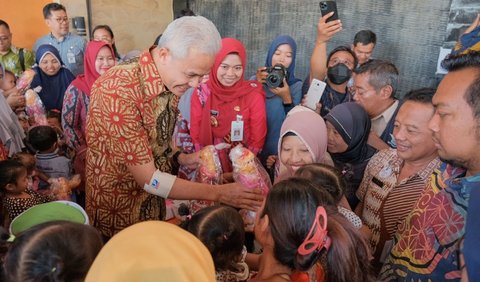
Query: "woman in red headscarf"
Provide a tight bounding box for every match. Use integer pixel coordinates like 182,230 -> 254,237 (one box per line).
190,38 -> 267,173
62,41 -> 116,193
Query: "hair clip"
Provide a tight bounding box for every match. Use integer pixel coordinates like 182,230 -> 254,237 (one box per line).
297,206 -> 331,256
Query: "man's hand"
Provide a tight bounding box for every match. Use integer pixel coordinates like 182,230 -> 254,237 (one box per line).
256,67 -> 268,84
270,78 -> 292,104
316,12 -> 342,44
217,182 -> 264,210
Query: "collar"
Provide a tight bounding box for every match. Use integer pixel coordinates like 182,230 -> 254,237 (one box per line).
372,99 -> 398,122
49,32 -> 71,43
138,47 -> 166,101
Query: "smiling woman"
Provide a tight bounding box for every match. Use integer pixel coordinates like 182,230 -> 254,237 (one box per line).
190,38 -> 267,173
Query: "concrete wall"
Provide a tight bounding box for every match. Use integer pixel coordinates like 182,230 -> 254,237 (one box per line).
189,0 -> 479,97
61,0 -> 173,54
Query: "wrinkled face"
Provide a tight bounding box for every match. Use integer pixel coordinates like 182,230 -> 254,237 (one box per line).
428,68 -> 480,172
352,42 -> 375,65
393,101 -> 437,162
327,50 -> 355,70
0,25 -> 12,53
93,28 -> 114,44
153,47 -> 214,97
271,44 -> 293,68
280,135 -> 314,174
216,53 -> 243,87
95,46 -> 115,75
326,121 -> 348,153
39,53 -> 61,76
353,72 -> 380,117
46,9 -> 69,37
0,72 -> 16,91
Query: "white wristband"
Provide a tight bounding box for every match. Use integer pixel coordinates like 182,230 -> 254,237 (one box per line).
143,170 -> 176,198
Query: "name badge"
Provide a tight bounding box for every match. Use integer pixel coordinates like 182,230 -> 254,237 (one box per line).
230,115 -> 244,142
67,51 -> 76,64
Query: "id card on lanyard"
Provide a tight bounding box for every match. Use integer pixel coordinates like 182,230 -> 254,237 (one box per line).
231,114 -> 244,142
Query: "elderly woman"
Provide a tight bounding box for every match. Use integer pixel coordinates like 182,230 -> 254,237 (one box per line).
355,88 -> 441,271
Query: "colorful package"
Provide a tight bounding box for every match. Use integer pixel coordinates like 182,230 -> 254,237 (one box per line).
229,144 -> 271,227
190,145 -> 223,214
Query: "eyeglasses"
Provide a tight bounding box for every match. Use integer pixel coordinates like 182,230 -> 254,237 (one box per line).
52,17 -> 69,24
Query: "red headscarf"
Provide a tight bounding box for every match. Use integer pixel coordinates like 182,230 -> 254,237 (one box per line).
198,38 -> 262,145
70,41 -> 115,95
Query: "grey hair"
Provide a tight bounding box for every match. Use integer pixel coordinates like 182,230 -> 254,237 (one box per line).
158,16 -> 221,59
355,59 -> 399,98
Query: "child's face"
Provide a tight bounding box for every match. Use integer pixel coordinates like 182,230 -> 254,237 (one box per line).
280,135 -> 314,174
47,117 -> 62,131
8,168 -> 29,195
0,72 -> 16,91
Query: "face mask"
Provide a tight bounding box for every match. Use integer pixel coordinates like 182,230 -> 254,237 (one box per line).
327,63 -> 352,85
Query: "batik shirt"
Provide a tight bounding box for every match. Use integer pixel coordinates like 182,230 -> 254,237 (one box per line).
85,49 -> 179,238
380,162 -> 479,281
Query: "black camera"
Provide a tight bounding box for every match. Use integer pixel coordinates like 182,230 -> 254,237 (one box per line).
265,64 -> 287,88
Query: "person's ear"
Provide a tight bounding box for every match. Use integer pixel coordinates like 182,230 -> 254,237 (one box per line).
379,84 -> 393,99
154,47 -> 170,65
5,183 -> 16,193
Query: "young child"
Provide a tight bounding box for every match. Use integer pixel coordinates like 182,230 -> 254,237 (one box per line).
252,177 -> 374,282
3,221 -> 103,282
0,160 -> 54,222
295,163 -> 363,230
181,205 -> 249,281
0,70 -> 16,92
28,126 -> 72,181
11,152 -> 49,193
46,109 -> 70,157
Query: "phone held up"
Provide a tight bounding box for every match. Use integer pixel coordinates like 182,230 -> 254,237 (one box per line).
304,78 -> 327,111
319,1 -> 339,22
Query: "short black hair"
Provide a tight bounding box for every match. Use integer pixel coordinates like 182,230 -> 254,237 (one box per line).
0,160 -> 25,191
353,30 -> 377,46
43,3 -> 66,19
442,52 -> 480,120
327,45 -> 358,69
355,59 -> 399,98
403,87 -> 436,104
28,126 -> 57,152
0,19 -> 10,30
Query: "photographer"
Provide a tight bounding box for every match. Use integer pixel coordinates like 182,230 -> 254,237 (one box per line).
252,35 -> 303,168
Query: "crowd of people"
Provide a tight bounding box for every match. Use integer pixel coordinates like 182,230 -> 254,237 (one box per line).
0,2 -> 479,281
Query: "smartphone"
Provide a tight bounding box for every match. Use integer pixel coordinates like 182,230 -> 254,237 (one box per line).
320,1 -> 339,22
304,79 -> 326,110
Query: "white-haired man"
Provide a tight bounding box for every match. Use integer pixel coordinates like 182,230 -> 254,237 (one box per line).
86,16 -> 263,238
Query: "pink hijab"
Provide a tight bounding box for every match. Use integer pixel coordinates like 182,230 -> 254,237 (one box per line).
276,106 -> 329,181
70,41 -> 115,95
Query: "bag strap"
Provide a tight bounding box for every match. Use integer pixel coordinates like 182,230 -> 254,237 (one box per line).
18,48 -> 25,72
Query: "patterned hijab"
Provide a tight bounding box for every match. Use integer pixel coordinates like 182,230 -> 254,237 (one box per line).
198,38 -> 263,144
71,41 -> 115,95
325,102 -> 376,163
86,221 -> 215,282
31,44 -> 75,111
265,35 -> 301,86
